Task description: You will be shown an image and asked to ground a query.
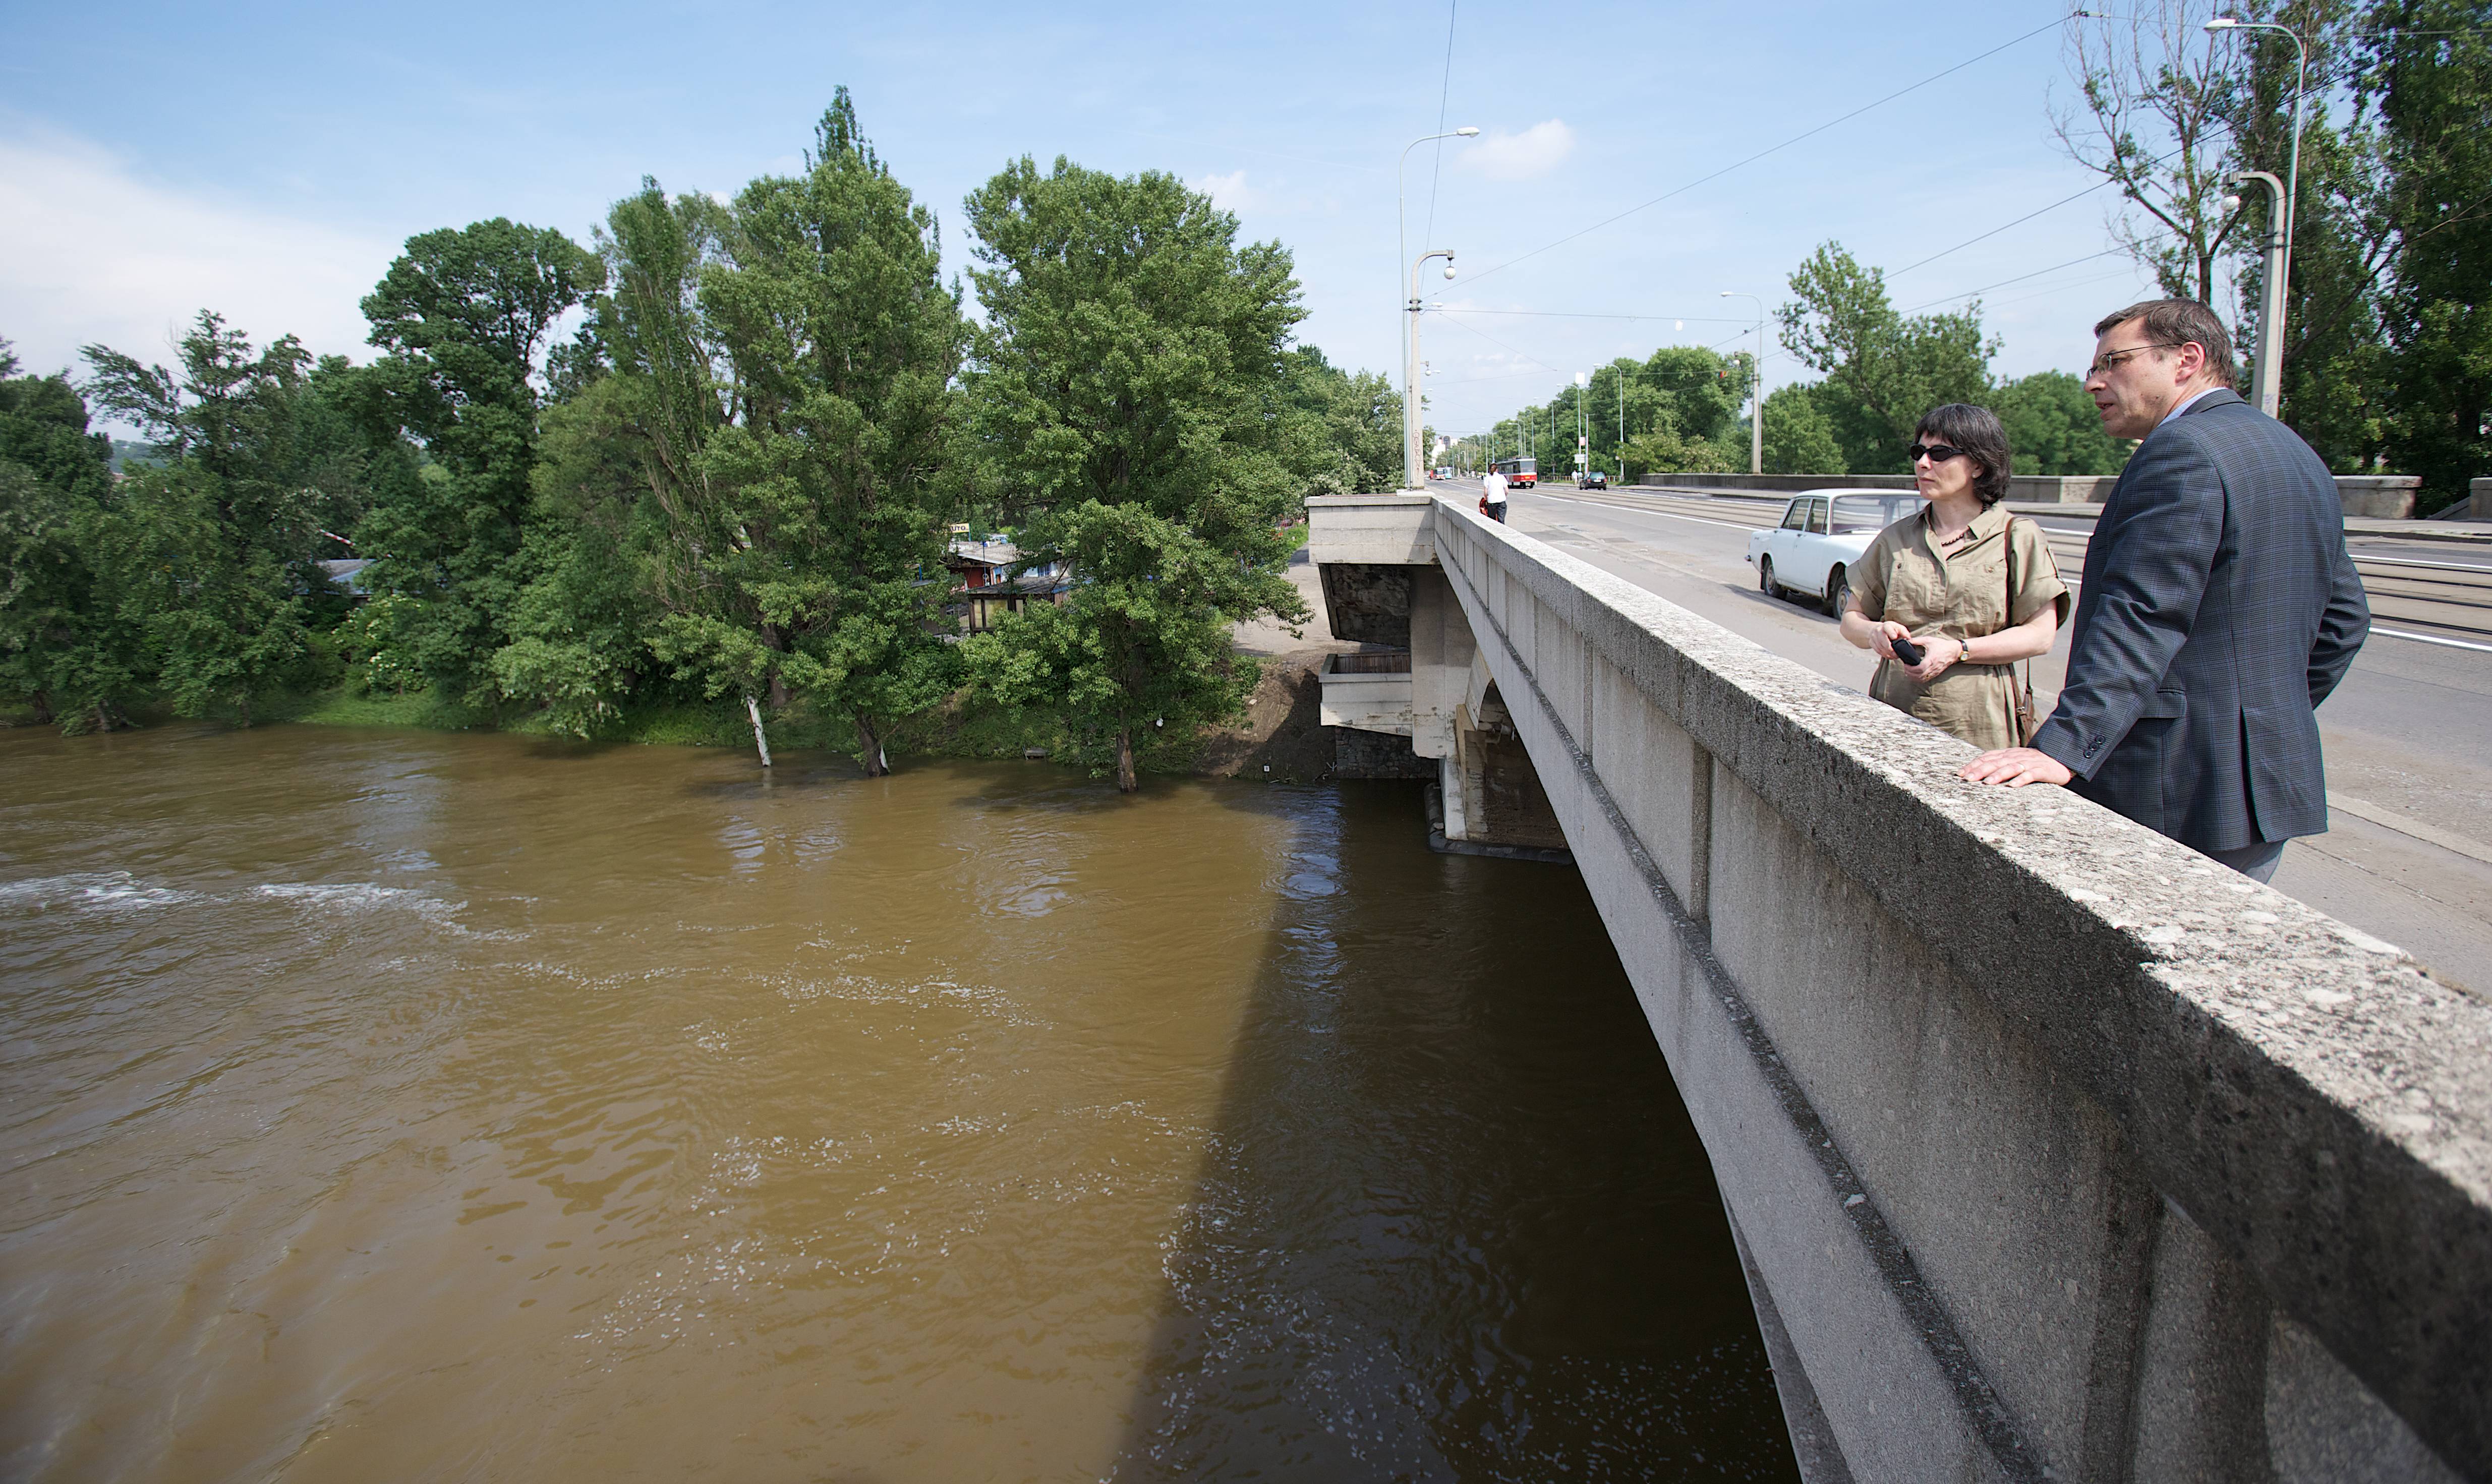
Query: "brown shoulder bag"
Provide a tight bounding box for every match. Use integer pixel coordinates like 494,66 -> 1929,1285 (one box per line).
2004,518 -> 2039,745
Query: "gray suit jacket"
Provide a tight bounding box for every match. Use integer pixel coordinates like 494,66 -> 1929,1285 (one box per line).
2032,389 -> 2369,852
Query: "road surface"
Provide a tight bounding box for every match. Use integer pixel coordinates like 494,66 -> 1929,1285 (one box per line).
1434,478 -> 2492,998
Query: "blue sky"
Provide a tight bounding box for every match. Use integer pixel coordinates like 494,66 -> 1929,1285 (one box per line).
2,1 -> 2200,439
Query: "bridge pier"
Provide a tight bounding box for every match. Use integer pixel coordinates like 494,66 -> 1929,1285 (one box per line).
1310,494 -> 2489,1484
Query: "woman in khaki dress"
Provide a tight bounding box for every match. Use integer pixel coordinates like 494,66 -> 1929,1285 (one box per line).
1838,403 -> 2070,750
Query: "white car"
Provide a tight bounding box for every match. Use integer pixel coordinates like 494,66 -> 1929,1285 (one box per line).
1745,489 -> 1929,617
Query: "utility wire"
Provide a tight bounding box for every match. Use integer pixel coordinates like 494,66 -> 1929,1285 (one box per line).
1447,308 -> 1757,324
1433,311 -> 1568,375
1890,127 -> 2232,277
1463,17 -> 2066,287
1901,248 -> 2128,310
1423,0 -> 1460,250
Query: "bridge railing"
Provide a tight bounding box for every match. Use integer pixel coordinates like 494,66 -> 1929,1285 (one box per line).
1313,492 -> 2491,1482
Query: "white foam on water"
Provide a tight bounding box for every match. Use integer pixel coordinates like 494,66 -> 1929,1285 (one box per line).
0,872 -> 199,912
252,881 -> 518,940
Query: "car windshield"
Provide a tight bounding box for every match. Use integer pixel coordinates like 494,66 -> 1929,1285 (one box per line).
1829,495 -> 1927,534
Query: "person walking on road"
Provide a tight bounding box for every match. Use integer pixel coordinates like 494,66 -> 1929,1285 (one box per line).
1960,299 -> 2370,883
1480,466 -> 1509,523
1840,403 -> 2068,750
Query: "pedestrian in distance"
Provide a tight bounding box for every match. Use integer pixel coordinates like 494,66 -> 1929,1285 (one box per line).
1839,403 -> 2069,750
1480,466 -> 1509,523
1960,299 -> 2369,884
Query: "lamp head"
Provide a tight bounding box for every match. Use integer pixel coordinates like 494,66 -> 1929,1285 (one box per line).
2206,15 -> 2240,29
2223,193 -> 2242,211
1575,372 -> 1588,387
1455,126 -> 1480,137
1442,263 -> 1457,280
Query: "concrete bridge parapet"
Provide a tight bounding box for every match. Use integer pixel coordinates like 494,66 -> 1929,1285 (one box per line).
1307,492 -> 2492,1483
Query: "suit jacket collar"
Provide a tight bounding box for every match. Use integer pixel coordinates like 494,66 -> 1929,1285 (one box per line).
2174,386 -> 2243,418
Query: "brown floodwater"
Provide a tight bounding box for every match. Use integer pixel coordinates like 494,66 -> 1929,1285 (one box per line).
0,723 -> 1796,1482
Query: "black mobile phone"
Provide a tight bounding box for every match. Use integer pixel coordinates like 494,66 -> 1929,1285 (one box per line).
1890,634 -> 1925,666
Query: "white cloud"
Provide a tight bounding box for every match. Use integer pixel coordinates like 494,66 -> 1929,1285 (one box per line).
0,129 -> 395,382
1191,168 -> 1265,213
1460,120 -> 1576,182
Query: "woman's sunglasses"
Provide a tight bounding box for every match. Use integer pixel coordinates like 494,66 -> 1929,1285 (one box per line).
1907,443 -> 1966,463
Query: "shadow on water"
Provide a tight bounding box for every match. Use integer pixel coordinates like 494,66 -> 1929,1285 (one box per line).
1108,780 -> 1800,1481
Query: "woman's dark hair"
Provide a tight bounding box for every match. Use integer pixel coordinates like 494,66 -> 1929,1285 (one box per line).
1914,402 -> 2012,506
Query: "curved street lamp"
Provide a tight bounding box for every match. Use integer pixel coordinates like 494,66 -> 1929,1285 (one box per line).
2207,15 -> 2306,418
1399,128 -> 1479,487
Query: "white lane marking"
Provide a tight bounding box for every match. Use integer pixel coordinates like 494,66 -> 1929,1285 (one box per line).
2369,626 -> 2492,654
1533,492 -> 1764,531
2328,793 -> 2492,866
2351,554 -> 2492,575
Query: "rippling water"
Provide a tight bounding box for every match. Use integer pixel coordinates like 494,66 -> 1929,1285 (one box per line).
0,723 -> 1795,1481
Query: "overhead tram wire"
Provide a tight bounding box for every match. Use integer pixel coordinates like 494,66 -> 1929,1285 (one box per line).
1459,17 -> 2067,289
1887,128 -> 2232,278
1423,1 -> 1460,250
1902,248 -> 2130,311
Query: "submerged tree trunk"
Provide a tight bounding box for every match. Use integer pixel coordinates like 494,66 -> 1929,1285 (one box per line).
744,694 -> 773,768
853,710 -> 890,778
1115,726 -> 1137,793
29,690 -> 52,727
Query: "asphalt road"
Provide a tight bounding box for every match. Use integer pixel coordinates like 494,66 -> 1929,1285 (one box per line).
1437,479 -> 2492,998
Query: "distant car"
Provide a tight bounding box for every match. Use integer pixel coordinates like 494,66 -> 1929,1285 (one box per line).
1576,470 -> 1608,489
1745,489 -> 1929,616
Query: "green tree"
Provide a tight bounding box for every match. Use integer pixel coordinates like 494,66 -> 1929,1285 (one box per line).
0,345 -> 132,728
529,94 -> 968,769
0,338 -> 133,732
77,314 -> 341,722
2365,0 -> 2492,509
1778,243 -> 1996,470
1760,384 -> 1846,474
1990,371 -> 2132,474
1278,345 -> 1401,496
356,218 -> 602,703
959,156 -> 1308,792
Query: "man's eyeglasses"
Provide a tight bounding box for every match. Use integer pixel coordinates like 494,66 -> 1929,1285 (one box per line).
1907,443 -> 1965,463
2087,342 -> 2185,378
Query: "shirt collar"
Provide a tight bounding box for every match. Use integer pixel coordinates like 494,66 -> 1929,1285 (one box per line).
2159,386 -> 2223,426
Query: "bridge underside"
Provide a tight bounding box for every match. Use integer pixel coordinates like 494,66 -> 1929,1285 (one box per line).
1309,494 -> 2485,1484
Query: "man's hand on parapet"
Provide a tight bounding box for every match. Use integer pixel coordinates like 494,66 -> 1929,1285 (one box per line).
1960,747 -> 2073,788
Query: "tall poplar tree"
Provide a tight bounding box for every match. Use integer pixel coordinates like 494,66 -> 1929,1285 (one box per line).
535,91 -> 965,770
960,157 -> 1307,792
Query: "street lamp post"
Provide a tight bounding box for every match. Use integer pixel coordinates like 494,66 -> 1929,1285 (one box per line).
1720,291 -> 1766,474
1574,371 -> 1588,485
2225,170 -> 2288,417
1615,368 -> 1626,485
1407,250 -> 1457,488
2207,15 -> 2306,419
1399,127 -> 1479,488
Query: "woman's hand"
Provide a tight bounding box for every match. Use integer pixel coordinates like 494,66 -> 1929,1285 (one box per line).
1900,634 -> 1963,685
1869,620 -> 1911,661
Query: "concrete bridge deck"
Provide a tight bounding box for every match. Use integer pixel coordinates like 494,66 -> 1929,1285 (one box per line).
1310,492 -> 2492,1484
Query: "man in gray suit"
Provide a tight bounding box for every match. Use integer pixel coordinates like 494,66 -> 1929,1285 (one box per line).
1961,299 -> 2369,882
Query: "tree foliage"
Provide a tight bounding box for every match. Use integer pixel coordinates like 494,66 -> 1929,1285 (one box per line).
959,156 -> 1308,791
1778,244 -> 1996,471
355,218 -> 603,703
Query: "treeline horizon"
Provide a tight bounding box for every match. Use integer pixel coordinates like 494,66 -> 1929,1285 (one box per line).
1475,0 -> 2486,507
0,91 -> 1411,789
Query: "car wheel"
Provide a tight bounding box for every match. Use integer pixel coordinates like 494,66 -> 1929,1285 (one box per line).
1758,557 -> 1777,597
1824,565 -> 1849,618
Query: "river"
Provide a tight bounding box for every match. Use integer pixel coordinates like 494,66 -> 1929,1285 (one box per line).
0,723 -> 1796,1481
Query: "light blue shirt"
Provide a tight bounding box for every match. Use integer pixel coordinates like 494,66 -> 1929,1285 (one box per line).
2159,386 -> 2225,427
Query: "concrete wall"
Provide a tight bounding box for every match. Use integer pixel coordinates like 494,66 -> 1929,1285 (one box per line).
1307,493 -> 2492,1483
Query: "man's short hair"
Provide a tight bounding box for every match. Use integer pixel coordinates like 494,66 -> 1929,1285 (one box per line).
2093,299 -> 2236,384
